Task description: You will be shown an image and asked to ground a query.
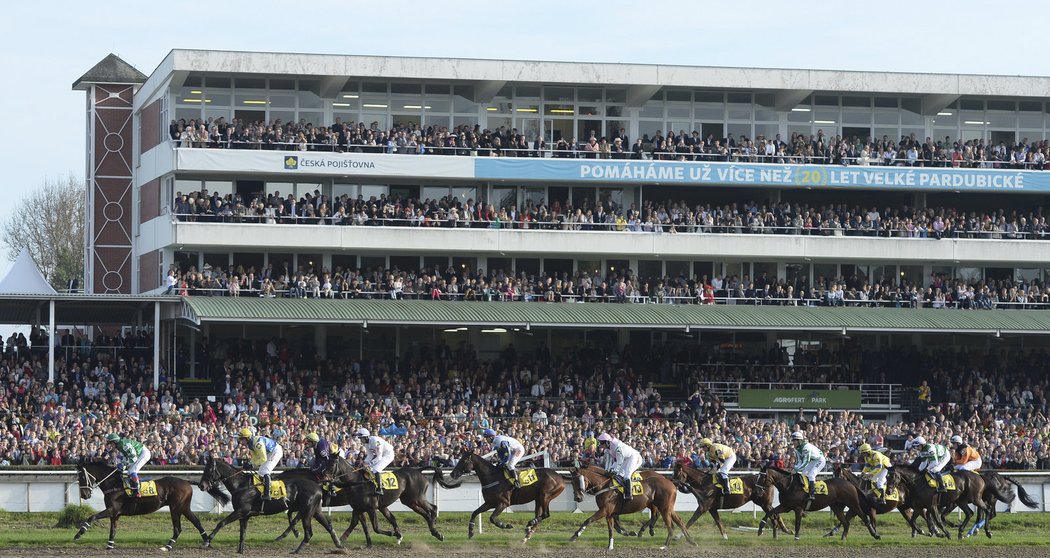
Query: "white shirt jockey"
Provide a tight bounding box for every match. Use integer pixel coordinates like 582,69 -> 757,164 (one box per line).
365,435 -> 395,474
793,441 -> 827,483
492,434 -> 525,469
607,438 -> 643,480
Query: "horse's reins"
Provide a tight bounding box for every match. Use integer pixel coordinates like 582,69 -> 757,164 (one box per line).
81,466 -> 120,494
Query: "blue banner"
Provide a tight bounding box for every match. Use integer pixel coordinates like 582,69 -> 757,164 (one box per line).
474,159 -> 1039,192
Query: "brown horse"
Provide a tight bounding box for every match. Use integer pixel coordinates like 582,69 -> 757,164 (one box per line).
825,464 -> 923,538
277,457 -> 443,547
73,461 -> 208,551
948,470 -> 1039,538
569,464 -> 694,550
671,461 -> 787,539
443,448 -> 565,542
757,466 -> 880,541
894,465 -> 989,540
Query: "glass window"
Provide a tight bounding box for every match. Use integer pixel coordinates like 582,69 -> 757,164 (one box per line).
298,90 -> 322,109
487,257 -> 512,276
874,111 -> 899,125
183,75 -> 202,87
695,92 -> 723,103
666,90 -> 691,102
842,96 -> 871,108
960,99 -> 983,111
391,83 -> 421,95
577,259 -> 602,276
451,187 -> 477,204
425,84 -> 449,95
363,82 -> 387,93
727,92 -> 751,104
422,186 -> 449,201
874,97 -> 899,108
523,187 -> 545,208
204,181 -> 233,197
640,102 -> 663,118
986,100 -> 1014,112
515,86 -> 541,98
599,188 -> 623,212
605,89 -> 626,103
453,94 -> 477,113
842,110 -> 871,125
578,88 -> 602,103
491,186 -> 517,210
814,95 -> 838,106
695,107 -> 724,120
665,261 -> 689,280
638,260 -> 662,280
545,87 -> 574,101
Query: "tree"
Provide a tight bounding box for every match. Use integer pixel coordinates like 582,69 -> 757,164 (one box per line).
2,175 -> 85,290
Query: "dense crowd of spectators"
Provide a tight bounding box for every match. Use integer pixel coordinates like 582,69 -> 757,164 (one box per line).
162,257 -> 1050,311
2,334 -> 1050,471
171,187 -> 1050,242
171,117 -> 1050,170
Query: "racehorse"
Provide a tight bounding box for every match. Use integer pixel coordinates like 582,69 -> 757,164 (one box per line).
197,456 -> 343,554
942,469 -> 1038,538
671,461 -> 788,539
73,460 -> 207,551
893,464 -> 989,540
277,457 -> 443,547
442,448 -> 565,542
757,466 -> 880,541
825,463 -> 923,537
568,464 -> 694,550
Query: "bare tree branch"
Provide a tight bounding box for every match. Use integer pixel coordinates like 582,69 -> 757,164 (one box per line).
2,174 -> 85,289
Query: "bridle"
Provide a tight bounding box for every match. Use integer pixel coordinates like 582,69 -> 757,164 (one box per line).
575,468 -> 613,497
79,465 -> 119,494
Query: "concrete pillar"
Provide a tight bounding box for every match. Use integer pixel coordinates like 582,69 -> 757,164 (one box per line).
153,301 -> 161,389
315,324 -> 328,359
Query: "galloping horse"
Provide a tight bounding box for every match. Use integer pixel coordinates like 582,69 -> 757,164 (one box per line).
825,464 -> 921,537
671,461 -> 787,539
197,456 -> 343,554
757,466 -> 879,541
441,448 -> 564,542
568,464 -> 694,550
278,457 -> 443,547
894,465 -> 989,540
73,461 -> 207,551
959,470 -> 1040,537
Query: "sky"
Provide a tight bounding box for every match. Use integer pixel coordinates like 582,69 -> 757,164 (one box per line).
1,0 -> 1049,281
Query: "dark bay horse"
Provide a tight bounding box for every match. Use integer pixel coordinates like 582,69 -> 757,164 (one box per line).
825,464 -> 922,538
940,469 -> 1035,538
73,461 -> 207,551
197,456 -> 343,554
568,464 -> 694,550
757,466 -> 879,541
443,448 -> 565,542
894,465 -> 989,540
671,461 -> 787,539
278,457 -> 442,547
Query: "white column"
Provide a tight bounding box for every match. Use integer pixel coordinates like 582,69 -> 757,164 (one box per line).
47,299 -> 55,383
153,301 -> 161,390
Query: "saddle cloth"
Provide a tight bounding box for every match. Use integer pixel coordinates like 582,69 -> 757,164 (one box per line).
798,476 -> 829,495
251,475 -> 288,499
612,472 -> 644,496
925,472 -> 956,491
870,484 -> 900,502
712,475 -> 745,495
503,468 -> 539,487
124,480 -> 157,497
378,471 -> 399,490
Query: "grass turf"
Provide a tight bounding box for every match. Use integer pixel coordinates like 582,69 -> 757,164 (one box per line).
2,509 -> 1050,549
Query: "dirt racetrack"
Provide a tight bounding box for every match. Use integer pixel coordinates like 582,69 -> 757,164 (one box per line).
6,544 -> 1050,558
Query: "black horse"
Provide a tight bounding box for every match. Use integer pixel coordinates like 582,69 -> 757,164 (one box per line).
197,456 -> 343,554
73,461 -> 207,550
278,457 -> 443,547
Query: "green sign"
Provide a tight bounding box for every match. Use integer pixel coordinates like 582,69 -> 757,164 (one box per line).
738,389 -> 861,410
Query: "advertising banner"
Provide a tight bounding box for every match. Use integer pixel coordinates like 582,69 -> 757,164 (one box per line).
738,388 -> 862,409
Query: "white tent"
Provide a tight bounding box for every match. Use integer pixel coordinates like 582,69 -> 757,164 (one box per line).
0,249 -> 57,294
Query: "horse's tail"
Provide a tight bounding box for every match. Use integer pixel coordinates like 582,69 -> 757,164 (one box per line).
431,467 -> 461,489
205,484 -> 231,508
1003,475 -> 1039,508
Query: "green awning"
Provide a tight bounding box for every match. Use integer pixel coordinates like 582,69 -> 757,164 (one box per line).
180,297 -> 1050,334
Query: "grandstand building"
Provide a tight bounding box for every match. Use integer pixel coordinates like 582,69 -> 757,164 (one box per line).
66,50 -> 1050,412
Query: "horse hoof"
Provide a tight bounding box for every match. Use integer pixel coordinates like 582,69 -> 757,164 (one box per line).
794,536 -> 800,541
434,533 -> 444,541
160,546 -> 171,552
659,546 -> 667,551
397,537 -> 403,546
722,534 -> 728,540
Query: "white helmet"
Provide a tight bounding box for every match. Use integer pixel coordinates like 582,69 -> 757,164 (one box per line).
791,431 -> 805,441
355,427 -> 370,438
907,436 -> 926,450
950,435 -> 963,445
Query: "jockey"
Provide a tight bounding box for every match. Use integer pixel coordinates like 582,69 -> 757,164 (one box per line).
791,431 -> 826,502
858,443 -> 891,504
356,427 -> 394,495
597,432 -> 643,501
907,436 -> 950,493
105,433 -> 151,497
699,438 -> 736,495
239,427 -> 282,499
951,435 -> 982,472
482,428 -> 525,488
306,432 -> 341,479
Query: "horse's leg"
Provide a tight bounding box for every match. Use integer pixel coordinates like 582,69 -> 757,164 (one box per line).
313,504 -> 344,551
163,506 -> 183,551
379,507 -> 403,542
359,511 -> 374,548
824,509 -> 850,538
236,516 -> 249,554
369,507 -> 396,538
671,511 -> 696,547
684,506 -> 704,530
293,504 -> 314,554
958,502 -> 973,540
205,510 -> 242,547
525,499 -> 543,542
645,504 -> 660,537
710,509 -> 727,540
339,510 -> 360,544
793,508 -> 802,541
406,500 -> 443,541
831,504 -> 852,541
106,513 -> 120,550
467,501 -> 495,540
489,502 -> 513,530
606,514 -> 616,550
570,509 -> 606,542
182,508 -> 208,544
275,510 -> 301,541
74,507 -> 112,540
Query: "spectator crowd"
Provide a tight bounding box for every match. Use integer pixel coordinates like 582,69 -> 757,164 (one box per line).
2,333 -> 1049,473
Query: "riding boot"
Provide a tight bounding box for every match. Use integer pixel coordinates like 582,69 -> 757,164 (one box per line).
876,486 -> 886,504
807,480 -> 817,502
375,474 -> 384,496
262,474 -> 272,500
508,466 -> 521,488
718,473 -> 731,495
623,476 -> 634,501
130,474 -> 141,498
936,473 -> 947,493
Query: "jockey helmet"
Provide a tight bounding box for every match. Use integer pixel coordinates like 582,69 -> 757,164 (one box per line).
482,428 -> 496,437
105,433 -> 120,443
596,433 -> 613,443
238,427 -> 254,439
700,438 -> 713,446
791,431 -> 805,441
355,427 -> 370,438
306,432 -> 320,443
950,435 -> 963,445
858,443 -> 872,453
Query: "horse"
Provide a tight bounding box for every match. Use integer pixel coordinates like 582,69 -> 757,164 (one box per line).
757,466 -> 880,541
197,455 -> 343,554
824,463 -> 923,538
443,448 -> 565,542
942,469 -> 1038,538
277,457 -> 443,547
568,464 -> 694,550
72,460 -> 207,551
671,461 -> 788,539
893,464 -> 989,540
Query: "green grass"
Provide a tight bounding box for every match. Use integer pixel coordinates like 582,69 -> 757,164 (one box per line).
1,509 -> 1049,549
